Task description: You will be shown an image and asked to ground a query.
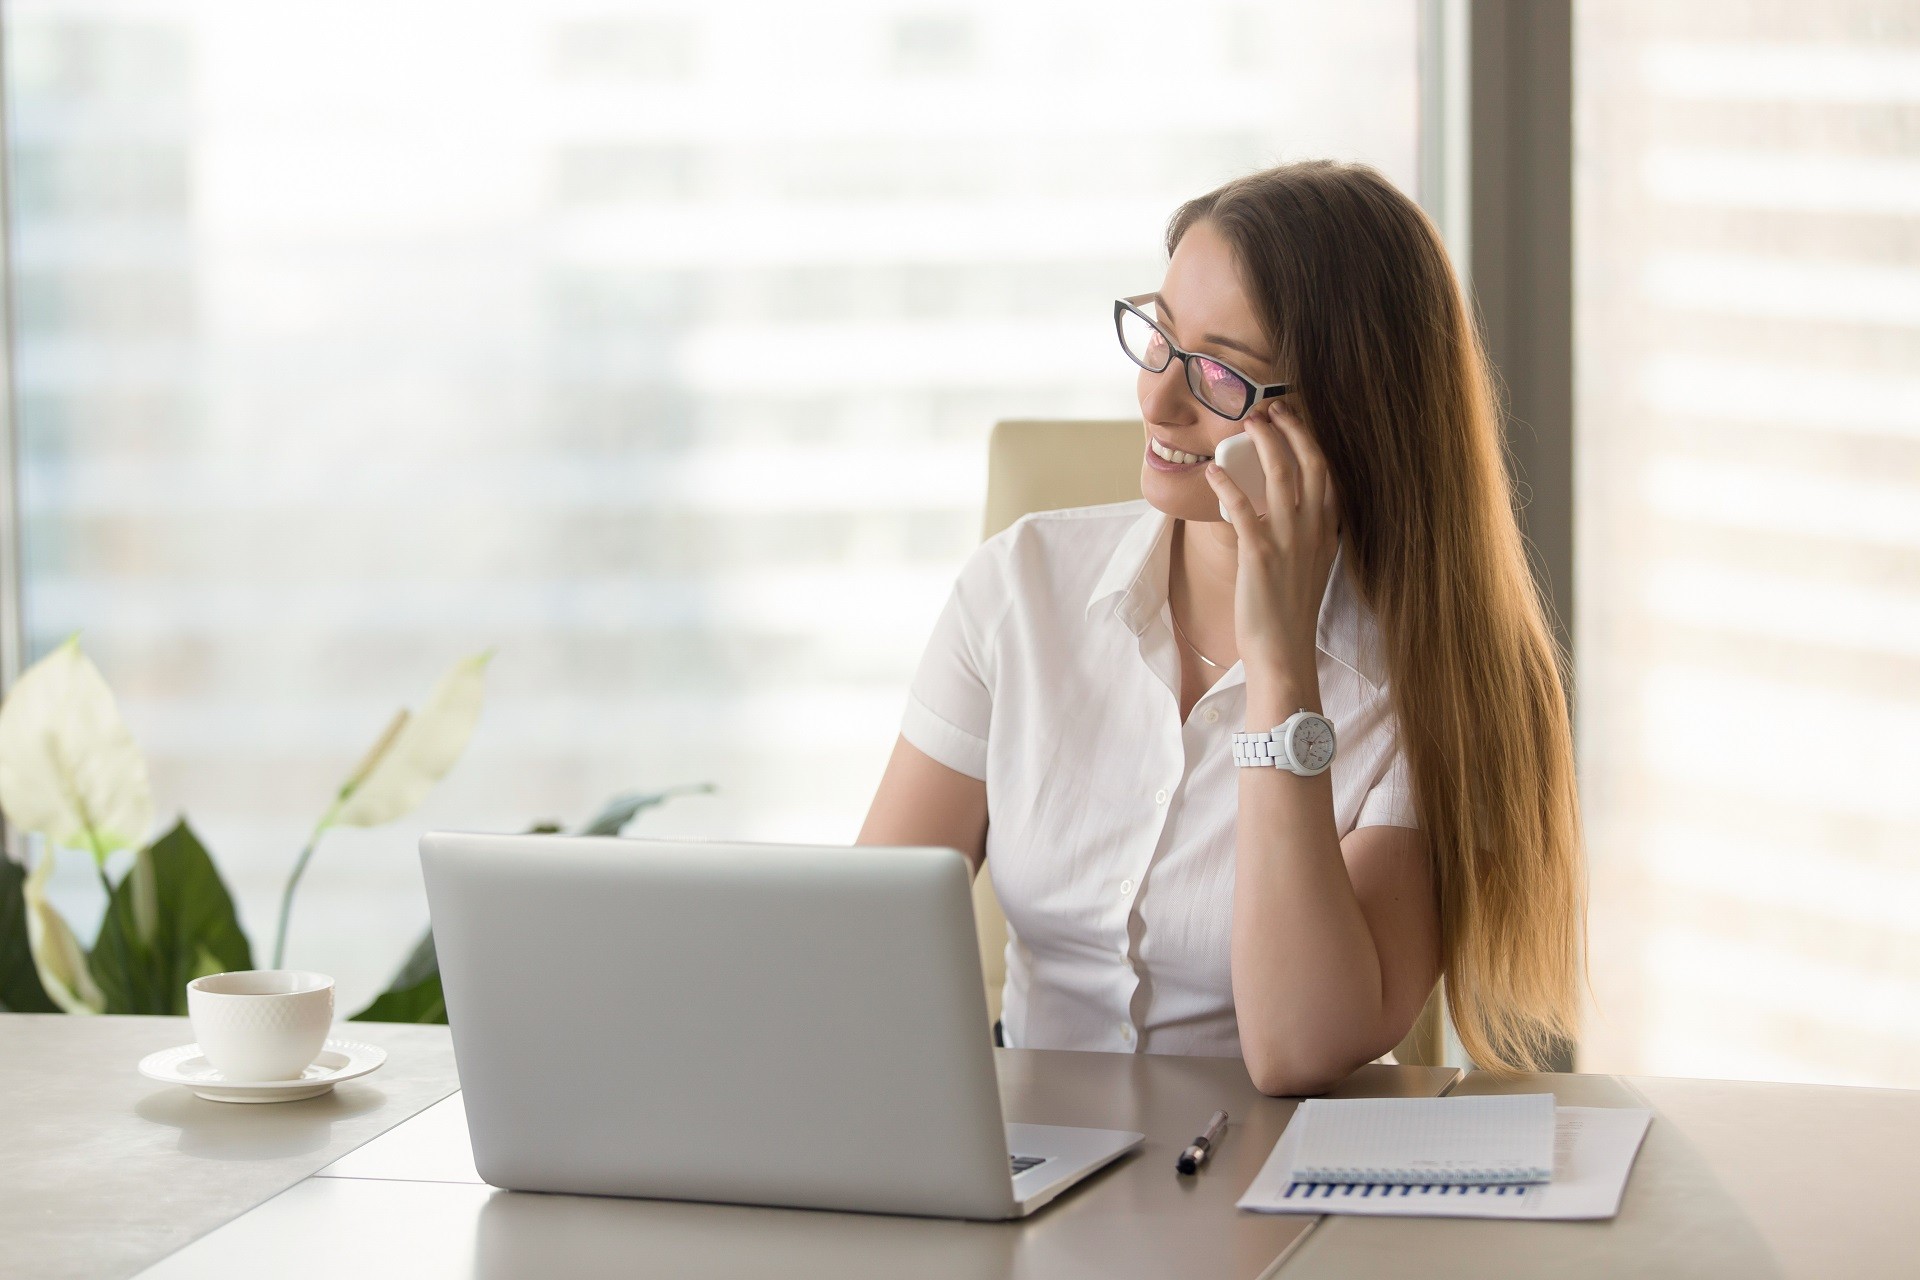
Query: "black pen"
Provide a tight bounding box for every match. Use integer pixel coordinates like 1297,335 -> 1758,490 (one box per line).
1176,1109 -> 1229,1174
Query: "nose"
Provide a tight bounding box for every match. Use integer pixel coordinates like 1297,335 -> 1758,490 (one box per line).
1138,362 -> 1199,427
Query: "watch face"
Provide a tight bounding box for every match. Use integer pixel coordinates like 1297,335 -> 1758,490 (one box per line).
1290,715 -> 1336,772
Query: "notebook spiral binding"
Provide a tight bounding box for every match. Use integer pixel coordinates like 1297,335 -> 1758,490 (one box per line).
1281,1181 -> 1535,1199
1289,1164 -> 1550,1187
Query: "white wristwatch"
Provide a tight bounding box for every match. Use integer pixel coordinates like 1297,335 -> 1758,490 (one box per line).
1232,710 -> 1337,777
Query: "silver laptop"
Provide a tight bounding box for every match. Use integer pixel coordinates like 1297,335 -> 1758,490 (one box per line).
420,832 -> 1143,1219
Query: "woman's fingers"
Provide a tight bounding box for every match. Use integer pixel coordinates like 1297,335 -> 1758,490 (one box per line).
1205,463 -> 1263,546
1266,403 -> 1328,527
1240,412 -> 1300,525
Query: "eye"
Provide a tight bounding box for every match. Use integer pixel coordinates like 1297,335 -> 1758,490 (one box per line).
1193,357 -> 1248,413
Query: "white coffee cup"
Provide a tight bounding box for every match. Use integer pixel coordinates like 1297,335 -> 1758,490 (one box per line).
187,970 -> 336,1081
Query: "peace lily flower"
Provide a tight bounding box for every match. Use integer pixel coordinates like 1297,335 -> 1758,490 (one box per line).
0,636 -> 154,867
271,652 -> 491,966
22,845 -> 106,1013
0,637 -> 155,1011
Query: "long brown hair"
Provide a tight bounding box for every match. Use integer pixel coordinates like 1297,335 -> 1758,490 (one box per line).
1169,161 -> 1584,1073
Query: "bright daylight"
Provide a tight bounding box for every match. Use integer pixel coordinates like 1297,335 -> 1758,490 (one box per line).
4,3 -> 1916,1279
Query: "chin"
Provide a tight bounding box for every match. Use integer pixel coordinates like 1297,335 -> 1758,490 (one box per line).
1140,462 -> 1228,524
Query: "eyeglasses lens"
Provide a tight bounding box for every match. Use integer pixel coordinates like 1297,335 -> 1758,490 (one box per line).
1119,309 -> 1171,372
1190,357 -> 1251,418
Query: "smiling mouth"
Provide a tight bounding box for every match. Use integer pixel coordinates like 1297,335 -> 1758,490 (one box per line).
1149,437 -> 1213,465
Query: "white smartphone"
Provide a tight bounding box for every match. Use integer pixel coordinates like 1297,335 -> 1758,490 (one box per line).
1214,432 -> 1268,520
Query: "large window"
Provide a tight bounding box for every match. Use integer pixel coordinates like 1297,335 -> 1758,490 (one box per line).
9,1 -> 1419,1008
1576,2 -> 1920,1086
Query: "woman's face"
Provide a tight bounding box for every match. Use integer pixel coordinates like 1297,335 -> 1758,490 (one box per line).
1135,219 -> 1287,523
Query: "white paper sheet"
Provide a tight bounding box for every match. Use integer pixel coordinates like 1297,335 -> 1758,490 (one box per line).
1237,1106 -> 1653,1220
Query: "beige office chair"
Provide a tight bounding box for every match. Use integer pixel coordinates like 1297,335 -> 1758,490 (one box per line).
973,418 -> 1447,1069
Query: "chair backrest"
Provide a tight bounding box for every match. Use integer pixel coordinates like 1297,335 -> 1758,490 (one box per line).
982,418 -> 1145,539
969,419 -> 1446,1068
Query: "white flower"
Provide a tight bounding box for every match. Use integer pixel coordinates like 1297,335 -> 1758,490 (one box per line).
24,848 -> 104,1014
0,637 -> 153,864
333,652 -> 492,828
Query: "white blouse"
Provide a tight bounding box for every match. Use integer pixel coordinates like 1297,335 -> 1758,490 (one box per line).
901,500 -> 1418,1059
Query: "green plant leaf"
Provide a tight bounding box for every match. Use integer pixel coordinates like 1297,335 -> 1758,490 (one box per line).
350,929 -> 445,1024
0,637 -> 154,866
576,784 -> 714,837
351,970 -> 446,1024
333,652 -> 491,829
88,821 -> 252,1015
188,945 -> 226,983
23,849 -> 104,1013
386,928 -> 440,991
0,852 -> 58,1012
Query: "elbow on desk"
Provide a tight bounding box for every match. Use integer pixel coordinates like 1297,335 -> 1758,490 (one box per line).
1242,1043 -> 1375,1099
1247,1064 -> 1344,1099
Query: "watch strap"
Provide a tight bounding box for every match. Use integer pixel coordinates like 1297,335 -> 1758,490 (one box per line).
1232,730 -> 1291,771
1232,712 -> 1336,776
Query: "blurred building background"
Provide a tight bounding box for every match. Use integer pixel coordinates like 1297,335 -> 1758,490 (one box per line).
4,1 -> 1416,1010
1576,0 -> 1920,1086
8,0 -> 1914,1091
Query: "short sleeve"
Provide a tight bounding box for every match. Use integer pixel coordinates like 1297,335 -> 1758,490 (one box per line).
899,540 -> 1010,782
1355,741 -> 1419,830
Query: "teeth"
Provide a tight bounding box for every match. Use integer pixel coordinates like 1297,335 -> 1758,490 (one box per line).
1151,438 -> 1211,465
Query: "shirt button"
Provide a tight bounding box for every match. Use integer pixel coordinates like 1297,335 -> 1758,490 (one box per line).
1204,707 -> 1220,724
1120,879 -> 1134,896
1120,1024 -> 1135,1043
1154,788 -> 1168,805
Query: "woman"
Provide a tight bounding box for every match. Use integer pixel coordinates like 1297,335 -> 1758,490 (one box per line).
859,160 -> 1583,1095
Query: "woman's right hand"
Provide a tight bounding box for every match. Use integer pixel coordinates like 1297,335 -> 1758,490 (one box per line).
1203,400 -> 1340,705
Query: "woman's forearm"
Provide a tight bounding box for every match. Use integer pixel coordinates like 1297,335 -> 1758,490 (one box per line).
1230,677 -> 1402,1095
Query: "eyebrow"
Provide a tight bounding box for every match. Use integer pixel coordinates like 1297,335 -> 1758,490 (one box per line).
1147,293 -> 1273,366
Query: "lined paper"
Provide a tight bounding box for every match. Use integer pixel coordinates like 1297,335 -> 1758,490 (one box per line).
1289,1094 -> 1556,1186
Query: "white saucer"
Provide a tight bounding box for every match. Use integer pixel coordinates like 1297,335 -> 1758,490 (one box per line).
138,1038 -> 387,1103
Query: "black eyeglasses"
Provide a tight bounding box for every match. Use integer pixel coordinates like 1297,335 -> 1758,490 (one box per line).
1114,295 -> 1290,421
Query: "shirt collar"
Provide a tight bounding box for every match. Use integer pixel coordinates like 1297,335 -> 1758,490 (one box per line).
1084,503 -> 1174,634
1084,504 -> 1388,690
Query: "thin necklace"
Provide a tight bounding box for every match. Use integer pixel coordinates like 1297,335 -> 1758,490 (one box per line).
1169,605 -> 1228,670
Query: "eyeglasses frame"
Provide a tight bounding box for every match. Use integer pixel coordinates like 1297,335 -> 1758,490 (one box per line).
1113,295 -> 1291,421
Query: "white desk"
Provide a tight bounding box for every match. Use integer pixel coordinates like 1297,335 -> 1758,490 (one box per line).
2,1014 -> 460,1280
1281,1070 -> 1920,1279
14,1013 -> 1918,1279
130,1038 -> 1457,1279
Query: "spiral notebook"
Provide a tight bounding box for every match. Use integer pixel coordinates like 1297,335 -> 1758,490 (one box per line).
1289,1094 -> 1556,1185
1239,1101 -> 1654,1221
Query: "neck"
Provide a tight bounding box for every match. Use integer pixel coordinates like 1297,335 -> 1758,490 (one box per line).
1170,517 -> 1240,655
